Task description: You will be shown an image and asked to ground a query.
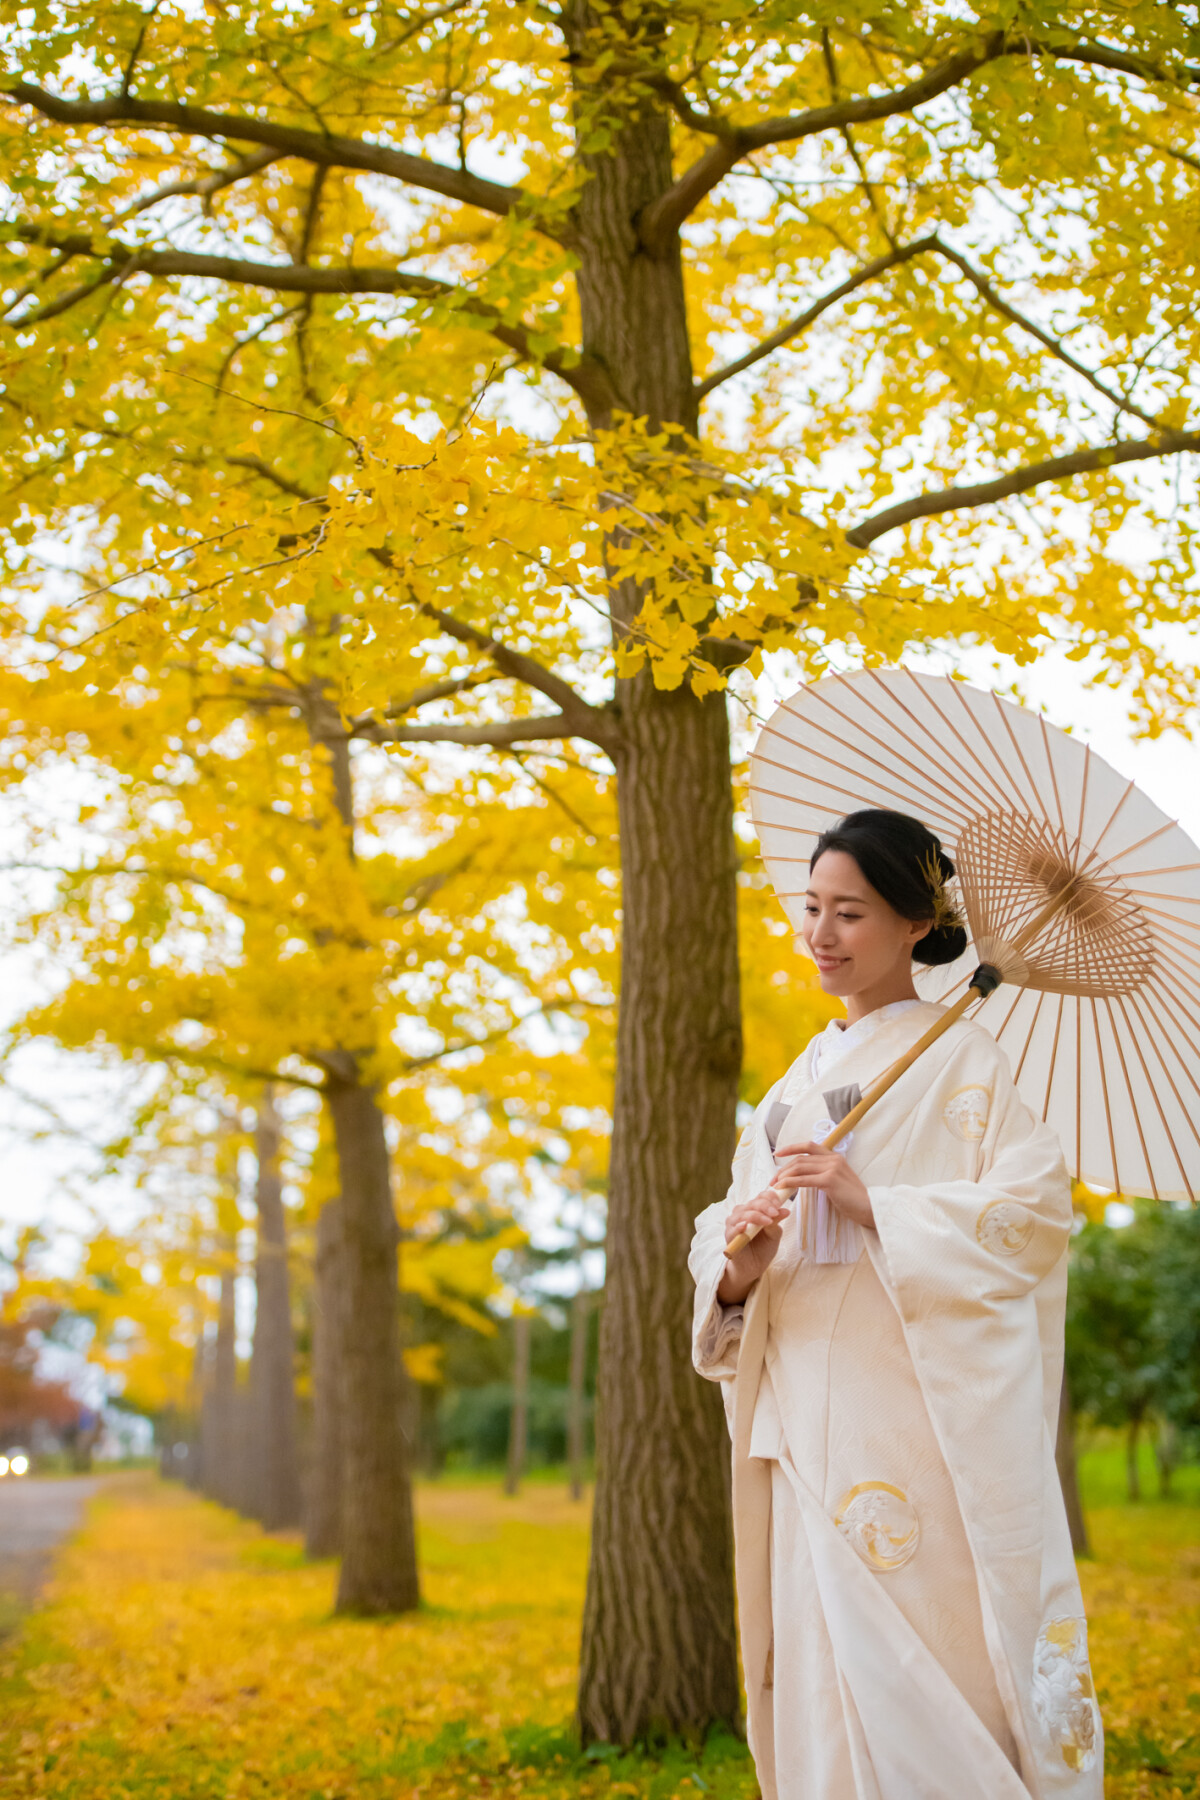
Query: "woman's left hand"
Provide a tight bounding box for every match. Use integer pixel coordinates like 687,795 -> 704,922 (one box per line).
774,1140 -> 875,1229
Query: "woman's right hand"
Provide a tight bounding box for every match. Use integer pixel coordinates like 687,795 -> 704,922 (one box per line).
717,1188 -> 789,1304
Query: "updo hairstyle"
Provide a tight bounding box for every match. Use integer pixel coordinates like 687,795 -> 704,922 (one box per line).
810,808 -> 967,968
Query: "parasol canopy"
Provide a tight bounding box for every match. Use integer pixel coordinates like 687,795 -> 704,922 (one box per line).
749,669 -> 1200,1205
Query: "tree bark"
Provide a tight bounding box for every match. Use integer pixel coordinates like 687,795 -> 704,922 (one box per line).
564,4 -> 742,1742
505,1312 -> 531,1496
306,704 -> 419,1611
186,1336 -> 208,1489
305,1197 -> 345,1556
249,1086 -> 303,1529
1055,1366 -> 1089,1558
229,1377 -> 258,1518
325,1068 -> 419,1612
567,1288 -> 590,1502
1155,1419 -> 1177,1498
202,1230 -> 240,1508
1126,1409 -> 1143,1501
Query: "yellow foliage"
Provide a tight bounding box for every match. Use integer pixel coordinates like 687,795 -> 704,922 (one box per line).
2,1479 -> 1199,1797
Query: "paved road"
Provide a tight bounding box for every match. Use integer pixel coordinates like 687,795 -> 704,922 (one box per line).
0,1477 -> 98,1626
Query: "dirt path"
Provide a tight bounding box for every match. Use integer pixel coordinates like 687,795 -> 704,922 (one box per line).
0,1476 -> 99,1632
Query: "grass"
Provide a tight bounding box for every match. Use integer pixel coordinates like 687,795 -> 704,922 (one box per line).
0,1456 -> 1198,1798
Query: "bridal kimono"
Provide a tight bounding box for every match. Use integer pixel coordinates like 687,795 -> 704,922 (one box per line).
690,1000 -> 1102,1800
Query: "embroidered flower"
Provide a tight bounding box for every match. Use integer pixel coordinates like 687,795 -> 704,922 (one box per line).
976,1200 -> 1035,1257
943,1084 -> 991,1140
834,1481 -> 920,1571
1031,1616 -> 1101,1774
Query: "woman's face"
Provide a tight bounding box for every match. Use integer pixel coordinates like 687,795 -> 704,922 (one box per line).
801,849 -> 930,999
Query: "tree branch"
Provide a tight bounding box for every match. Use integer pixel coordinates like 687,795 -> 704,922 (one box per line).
135,1041 -> 327,1092
217,454 -> 320,501
696,235 -> 938,399
3,80 -> 533,223
640,33 -> 1200,251
113,147 -> 281,221
415,602 -> 599,718
846,427 -> 1200,547
4,226 -> 616,409
119,0 -> 163,99
351,711 -> 610,750
698,231 -> 1165,428
929,238 -> 1162,429
640,39 -> 1011,249
380,673 -> 497,715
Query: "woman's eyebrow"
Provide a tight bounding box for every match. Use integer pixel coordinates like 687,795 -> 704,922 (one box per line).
804,888 -> 867,901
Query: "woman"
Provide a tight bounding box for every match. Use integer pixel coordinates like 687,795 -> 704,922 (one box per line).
690,809 -> 1102,1800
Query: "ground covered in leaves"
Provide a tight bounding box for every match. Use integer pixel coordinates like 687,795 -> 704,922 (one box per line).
0,1472 -> 1198,1799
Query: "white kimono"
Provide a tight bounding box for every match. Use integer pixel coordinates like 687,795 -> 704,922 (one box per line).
690,1001 -> 1102,1800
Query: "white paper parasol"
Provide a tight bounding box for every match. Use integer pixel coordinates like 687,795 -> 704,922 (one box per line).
749,669 -> 1200,1205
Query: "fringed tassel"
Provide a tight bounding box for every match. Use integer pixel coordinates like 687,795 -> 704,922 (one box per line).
796,1189 -> 863,1265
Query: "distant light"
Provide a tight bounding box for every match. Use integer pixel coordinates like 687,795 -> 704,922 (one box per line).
0,1457 -> 8,1477
1105,1201 -> 1136,1230
9,1454 -> 28,1476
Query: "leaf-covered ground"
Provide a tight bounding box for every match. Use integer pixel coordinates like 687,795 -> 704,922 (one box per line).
0,1473 -> 1197,1799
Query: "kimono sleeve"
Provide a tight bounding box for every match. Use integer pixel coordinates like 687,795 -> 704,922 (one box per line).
869,1041 -> 1072,1319
688,1120 -> 754,1382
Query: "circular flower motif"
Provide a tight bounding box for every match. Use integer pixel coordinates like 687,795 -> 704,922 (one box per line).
943,1084 -> 991,1140
833,1481 -> 920,1571
1032,1617 -> 1101,1773
976,1200 -> 1035,1257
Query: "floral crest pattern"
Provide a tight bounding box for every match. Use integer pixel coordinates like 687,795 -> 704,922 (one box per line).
943,1084 -> 991,1140
976,1200 -> 1035,1257
1031,1616 -> 1101,1773
834,1481 -> 920,1571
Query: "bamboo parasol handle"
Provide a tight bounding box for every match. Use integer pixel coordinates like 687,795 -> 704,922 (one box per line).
722,880 -> 1079,1260
723,973 -> 994,1259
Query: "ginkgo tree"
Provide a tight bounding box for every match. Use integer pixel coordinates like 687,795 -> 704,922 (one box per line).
4,0 -> 1200,1738
1,657 -> 617,1611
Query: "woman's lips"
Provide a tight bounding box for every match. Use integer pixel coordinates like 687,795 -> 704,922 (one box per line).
814,955 -> 847,972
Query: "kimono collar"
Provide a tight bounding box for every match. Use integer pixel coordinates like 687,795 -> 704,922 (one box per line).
812,997 -> 925,1077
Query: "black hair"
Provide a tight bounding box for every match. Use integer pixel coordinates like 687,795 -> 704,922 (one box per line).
810,808 -> 967,968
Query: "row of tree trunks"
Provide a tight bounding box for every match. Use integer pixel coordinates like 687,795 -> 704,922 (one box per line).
192,1092 -> 302,1529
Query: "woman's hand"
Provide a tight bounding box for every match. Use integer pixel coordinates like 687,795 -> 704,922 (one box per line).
717,1188 -> 789,1304
774,1140 -> 874,1230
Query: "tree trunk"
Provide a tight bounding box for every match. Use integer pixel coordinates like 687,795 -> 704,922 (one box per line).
248,1087 -> 303,1529
186,1336 -> 208,1489
1155,1419 -> 1177,1498
230,1376 -> 258,1517
1126,1410 -> 1143,1501
325,1069 -> 419,1613
306,691 -> 418,1611
505,1312 -> 531,1496
565,6 -> 742,1742
1055,1366 -> 1089,1557
567,1288 -> 590,1502
202,1231 -> 239,1508
305,1197 -> 345,1557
